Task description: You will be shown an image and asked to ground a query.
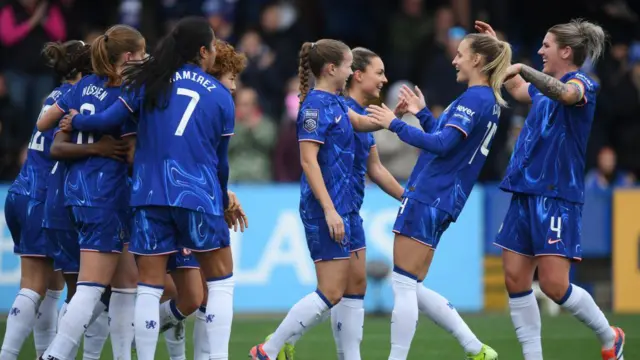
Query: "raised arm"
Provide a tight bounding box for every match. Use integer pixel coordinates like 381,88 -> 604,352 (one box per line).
504,74 -> 532,104
347,108 -> 382,132
516,64 -> 585,105
389,121 -> 463,156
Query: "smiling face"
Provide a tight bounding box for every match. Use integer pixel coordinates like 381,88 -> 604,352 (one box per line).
355,56 -> 387,99
538,32 -> 566,76
452,38 -> 478,83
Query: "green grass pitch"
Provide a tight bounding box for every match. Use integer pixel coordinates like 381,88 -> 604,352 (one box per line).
1,313 -> 638,359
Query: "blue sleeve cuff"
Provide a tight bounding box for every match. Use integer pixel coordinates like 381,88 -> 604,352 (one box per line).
389,118 -> 404,133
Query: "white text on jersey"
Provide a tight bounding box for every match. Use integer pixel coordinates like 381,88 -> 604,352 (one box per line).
172,70 -> 217,92
82,84 -> 108,102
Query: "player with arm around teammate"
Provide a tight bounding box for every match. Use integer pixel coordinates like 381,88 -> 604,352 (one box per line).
279,47 -> 406,360
0,40 -> 121,360
367,33 -> 512,360
37,25 -> 147,360
476,19 -> 625,360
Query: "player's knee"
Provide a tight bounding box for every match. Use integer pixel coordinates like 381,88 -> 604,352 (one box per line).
346,272 -> 367,295
177,287 -> 203,315
538,274 -> 569,302
503,268 -> 532,294
318,285 -> 345,305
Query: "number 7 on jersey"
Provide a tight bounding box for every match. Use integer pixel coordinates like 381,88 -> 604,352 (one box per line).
175,87 -> 200,136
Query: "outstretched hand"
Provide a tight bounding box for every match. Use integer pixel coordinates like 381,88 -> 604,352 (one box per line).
367,103 -> 397,129
398,85 -> 426,115
474,21 -> 497,38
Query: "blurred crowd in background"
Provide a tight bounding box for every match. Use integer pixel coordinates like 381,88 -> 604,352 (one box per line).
1,0 -> 640,190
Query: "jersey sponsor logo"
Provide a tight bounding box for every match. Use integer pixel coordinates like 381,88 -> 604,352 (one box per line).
453,113 -> 472,124
303,109 -> 319,132
455,105 -> 475,117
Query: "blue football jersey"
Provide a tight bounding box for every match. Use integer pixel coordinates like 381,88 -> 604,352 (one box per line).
297,89 -> 355,219
500,71 -> 598,204
122,64 -> 235,215
344,97 -> 375,212
55,75 -> 130,209
404,86 -> 500,220
43,157 -> 72,229
9,83 -> 72,201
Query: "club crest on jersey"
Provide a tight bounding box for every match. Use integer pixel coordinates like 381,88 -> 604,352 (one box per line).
303,109 -> 319,132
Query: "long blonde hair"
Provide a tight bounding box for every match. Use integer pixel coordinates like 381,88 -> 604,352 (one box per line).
465,33 -> 512,107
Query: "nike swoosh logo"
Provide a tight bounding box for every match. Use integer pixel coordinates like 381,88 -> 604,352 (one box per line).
335,115 -> 342,123
548,238 -> 562,244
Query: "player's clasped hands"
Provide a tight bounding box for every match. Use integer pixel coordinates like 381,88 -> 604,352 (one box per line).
325,208 -> 345,242
59,109 -> 79,132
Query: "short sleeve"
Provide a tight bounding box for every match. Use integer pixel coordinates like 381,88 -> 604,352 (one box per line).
567,72 -> 597,106
221,92 -> 235,136
445,94 -> 482,139
527,83 -> 539,99
118,86 -> 140,114
368,133 -> 376,148
297,103 -> 331,144
55,83 -> 77,113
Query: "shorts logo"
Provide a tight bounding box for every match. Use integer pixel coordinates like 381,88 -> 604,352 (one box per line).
182,248 -> 192,256
303,109 -> 319,132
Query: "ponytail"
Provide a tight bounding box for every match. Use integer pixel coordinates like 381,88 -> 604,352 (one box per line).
42,40 -> 91,80
91,35 -> 120,86
123,16 -> 215,111
485,41 -> 512,107
466,34 -> 513,107
90,24 -> 144,87
298,42 -> 313,104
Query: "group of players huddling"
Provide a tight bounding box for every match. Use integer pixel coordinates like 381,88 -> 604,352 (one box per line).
0,13 -> 625,360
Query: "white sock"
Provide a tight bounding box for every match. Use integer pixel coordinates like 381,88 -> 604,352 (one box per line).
83,310 -> 109,360
205,274 -> 235,360
193,306 -> 209,360
287,308 -> 330,346
44,283 -> 106,360
330,305 -> 344,360
557,284 -> 616,348
0,288 -> 41,360
159,299 -> 186,332
134,284 -> 164,360
58,301 -> 68,330
416,284 -> 482,355
109,288 -> 136,360
509,290 -> 543,360
389,269 -> 418,360
164,321 -> 186,360
263,290 -> 331,359
34,289 -> 62,356
334,296 -> 364,360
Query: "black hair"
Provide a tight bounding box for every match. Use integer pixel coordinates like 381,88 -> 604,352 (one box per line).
123,16 -> 215,111
42,40 -> 92,80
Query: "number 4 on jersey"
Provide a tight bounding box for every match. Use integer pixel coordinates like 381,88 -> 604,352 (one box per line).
468,122 -> 497,164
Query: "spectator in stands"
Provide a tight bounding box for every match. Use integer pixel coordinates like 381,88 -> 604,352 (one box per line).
0,0 -> 66,122
387,0 -> 432,81
421,25 -> 467,117
585,146 -> 636,191
0,73 -> 28,181
228,87 -> 277,183
273,76 -> 303,182
609,41 -> 640,177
